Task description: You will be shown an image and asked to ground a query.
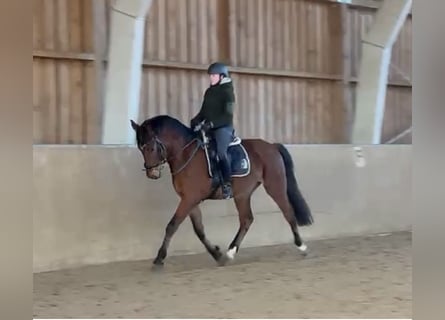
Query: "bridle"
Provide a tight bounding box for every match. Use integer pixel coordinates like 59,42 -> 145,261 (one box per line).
141,136 -> 168,171
141,135 -> 201,176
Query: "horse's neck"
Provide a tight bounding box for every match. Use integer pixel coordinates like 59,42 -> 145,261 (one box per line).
166,135 -> 195,166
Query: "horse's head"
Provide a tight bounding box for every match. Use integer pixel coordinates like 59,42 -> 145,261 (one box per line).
130,119 -> 167,180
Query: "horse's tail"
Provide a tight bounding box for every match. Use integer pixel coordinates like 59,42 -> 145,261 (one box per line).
275,143 -> 314,226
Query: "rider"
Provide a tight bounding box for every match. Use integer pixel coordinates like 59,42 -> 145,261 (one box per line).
190,62 -> 235,199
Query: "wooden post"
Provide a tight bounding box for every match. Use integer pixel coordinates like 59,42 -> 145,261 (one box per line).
217,0 -> 230,64
341,3 -> 353,143
92,0 -> 107,144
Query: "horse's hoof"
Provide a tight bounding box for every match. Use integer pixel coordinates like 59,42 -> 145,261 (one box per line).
217,255 -> 229,267
216,252 -> 233,267
151,264 -> 164,272
297,243 -> 309,257
151,260 -> 164,272
212,246 -> 223,261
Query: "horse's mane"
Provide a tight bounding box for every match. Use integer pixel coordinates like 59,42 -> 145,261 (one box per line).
140,115 -> 194,140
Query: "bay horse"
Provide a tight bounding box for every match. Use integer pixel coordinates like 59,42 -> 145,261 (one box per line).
130,115 -> 313,268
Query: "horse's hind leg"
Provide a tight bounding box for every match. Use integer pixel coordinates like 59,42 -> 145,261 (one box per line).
189,206 -> 223,263
220,195 -> 254,264
263,180 -> 308,255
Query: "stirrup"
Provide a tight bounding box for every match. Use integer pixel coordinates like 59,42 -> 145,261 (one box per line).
221,183 -> 233,199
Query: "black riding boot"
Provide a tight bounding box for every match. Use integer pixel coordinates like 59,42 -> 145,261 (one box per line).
219,156 -> 233,199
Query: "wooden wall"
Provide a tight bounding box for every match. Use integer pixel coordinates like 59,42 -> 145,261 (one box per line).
33,0 -> 98,144
33,0 -> 412,144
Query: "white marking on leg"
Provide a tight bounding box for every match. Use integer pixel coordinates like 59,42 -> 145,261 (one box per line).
297,243 -> 307,252
226,247 -> 237,260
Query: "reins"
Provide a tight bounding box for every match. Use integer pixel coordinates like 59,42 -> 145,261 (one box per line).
142,136 -> 202,176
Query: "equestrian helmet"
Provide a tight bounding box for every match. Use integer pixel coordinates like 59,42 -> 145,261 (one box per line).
207,62 -> 229,77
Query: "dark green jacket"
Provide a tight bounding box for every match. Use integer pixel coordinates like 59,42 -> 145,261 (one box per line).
191,78 -> 235,129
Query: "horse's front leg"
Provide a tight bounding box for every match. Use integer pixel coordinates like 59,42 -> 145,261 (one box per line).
153,198 -> 197,267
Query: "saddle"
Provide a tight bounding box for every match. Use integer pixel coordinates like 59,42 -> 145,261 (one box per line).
196,125 -> 250,189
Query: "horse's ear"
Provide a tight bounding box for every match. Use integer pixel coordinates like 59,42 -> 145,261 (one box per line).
130,120 -> 139,131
